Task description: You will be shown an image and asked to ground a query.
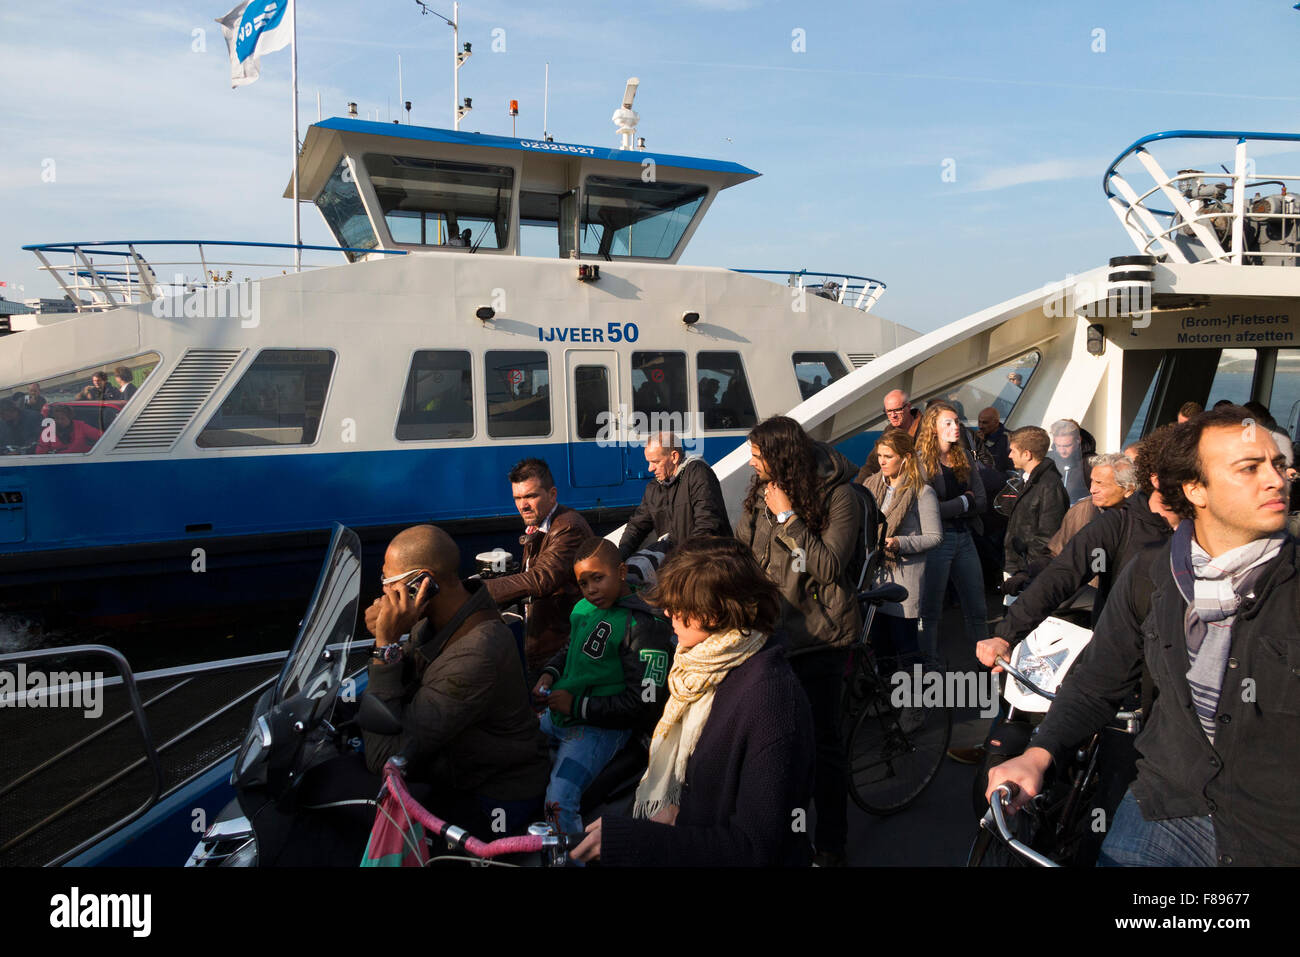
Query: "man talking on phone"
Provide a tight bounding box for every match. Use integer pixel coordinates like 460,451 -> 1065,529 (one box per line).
362,524 -> 550,839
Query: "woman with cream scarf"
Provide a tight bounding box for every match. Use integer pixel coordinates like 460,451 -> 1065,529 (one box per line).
572,537 -> 816,866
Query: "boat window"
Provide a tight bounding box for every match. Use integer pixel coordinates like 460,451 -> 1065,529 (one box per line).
519,190 -> 576,258
792,352 -> 848,400
631,352 -> 688,432
395,351 -> 473,441
317,159 -> 378,257
364,154 -> 513,250
1,353 -> 161,456
698,351 -> 757,431
580,177 -> 707,259
196,349 -> 335,448
1122,353 -> 1166,449
943,352 -> 1040,428
485,350 -> 550,438
1269,348 -> 1300,437
573,365 -> 610,440
1206,349 -> 1256,408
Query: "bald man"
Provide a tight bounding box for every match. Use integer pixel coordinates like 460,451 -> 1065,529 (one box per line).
617,432 -> 731,560
362,524 -> 550,838
883,389 -> 920,439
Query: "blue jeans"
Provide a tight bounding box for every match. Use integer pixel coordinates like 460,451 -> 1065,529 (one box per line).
917,527 -> 988,661
1098,790 -> 1217,867
539,710 -> 631,837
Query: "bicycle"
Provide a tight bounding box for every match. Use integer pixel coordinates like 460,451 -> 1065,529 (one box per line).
966,653 -> 1141,867
841,583 -> 952,815
368,755 -> 580,867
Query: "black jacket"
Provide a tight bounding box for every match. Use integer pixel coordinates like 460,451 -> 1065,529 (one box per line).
980,425 -> 1012,473
618,456 -> 732,560
1032,536 -> 1300,866
599,639 -> 815,866
363,581 -> 551,801
1000,491 -> 1173,643
1002,459 -> 1069,578
541,592 -> 676,734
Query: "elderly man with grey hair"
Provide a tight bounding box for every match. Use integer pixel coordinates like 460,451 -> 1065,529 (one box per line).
1047,452 -> 1137,556
616,432 -> 732,560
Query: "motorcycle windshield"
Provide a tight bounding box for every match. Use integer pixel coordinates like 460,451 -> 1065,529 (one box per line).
273,524 -> 362,707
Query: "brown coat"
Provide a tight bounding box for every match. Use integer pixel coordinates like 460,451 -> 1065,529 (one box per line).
484,504 -> 593,676
1048,498 -> 1099,557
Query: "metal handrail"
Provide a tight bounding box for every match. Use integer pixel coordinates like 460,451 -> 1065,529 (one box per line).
0,645 -> 162,863
1102,130 -> 1300,201
1101,131 -> 1300,265
21,240 -> 410,314
731,267 -> 887,311
0,639 -> 369,865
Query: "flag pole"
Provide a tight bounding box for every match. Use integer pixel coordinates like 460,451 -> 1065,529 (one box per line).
291,0 -> 301,271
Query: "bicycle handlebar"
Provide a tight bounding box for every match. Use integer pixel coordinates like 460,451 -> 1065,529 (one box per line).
987,784 -> 1059,868
383,759 -> 548,859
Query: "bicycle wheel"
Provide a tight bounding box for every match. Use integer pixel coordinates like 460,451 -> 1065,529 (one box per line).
846,683 -> 952,815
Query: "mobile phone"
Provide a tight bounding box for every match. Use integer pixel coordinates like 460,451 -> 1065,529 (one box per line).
406,572 -> 438,600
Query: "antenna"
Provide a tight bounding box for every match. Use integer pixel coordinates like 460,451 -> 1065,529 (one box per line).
612,77 -> 640,150
543,62 -> 551,141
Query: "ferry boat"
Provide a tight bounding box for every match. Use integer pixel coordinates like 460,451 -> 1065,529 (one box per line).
0,106 -> 910,626
5,128 -> 1298,869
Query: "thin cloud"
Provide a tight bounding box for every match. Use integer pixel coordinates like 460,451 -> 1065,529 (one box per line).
966,158 -> 1101,193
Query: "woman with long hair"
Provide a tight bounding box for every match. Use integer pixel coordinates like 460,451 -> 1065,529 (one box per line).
860,429 -> 941,664
914,401 -> 988,660
571,537 -> 815,866
736,415 -> 862,866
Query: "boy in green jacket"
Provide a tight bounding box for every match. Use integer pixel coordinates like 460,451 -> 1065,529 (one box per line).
532,537 -> 674,836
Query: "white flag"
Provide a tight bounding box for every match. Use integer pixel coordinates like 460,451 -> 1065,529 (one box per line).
216,0 -> 293,88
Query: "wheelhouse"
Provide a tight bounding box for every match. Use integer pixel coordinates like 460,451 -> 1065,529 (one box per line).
292,118 -> 760,263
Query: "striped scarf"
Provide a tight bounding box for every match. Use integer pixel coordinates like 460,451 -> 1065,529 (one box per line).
1170,522 -> 1285,742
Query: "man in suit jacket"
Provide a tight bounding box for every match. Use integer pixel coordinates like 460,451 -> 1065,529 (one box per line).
485,458 -> 592,682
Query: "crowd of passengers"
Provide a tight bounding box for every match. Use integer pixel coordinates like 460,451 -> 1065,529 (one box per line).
0,367 -> 138,453
268,393 -> 1300,866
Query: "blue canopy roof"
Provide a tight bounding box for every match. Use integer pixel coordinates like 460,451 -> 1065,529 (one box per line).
313,117 -> 759,177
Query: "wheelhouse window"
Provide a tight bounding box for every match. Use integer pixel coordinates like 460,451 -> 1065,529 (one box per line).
580,177 -> 707,259
317,159 -> 378,257
792,352 -> 849,400
396,351 -> 473,440
485,350 -> 550,438
631,352 -> 688,433
365,154 -> 513,250
944,352 -> 1041,428
197,349 -> 335,448
1206,349 -> 1256,408
1269,348 -> 1300,437
1,353 -> 160,455
697,351 -> 757,431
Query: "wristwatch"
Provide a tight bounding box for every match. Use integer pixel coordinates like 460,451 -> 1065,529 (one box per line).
776,509 -> 795,524
371,643 -> 404,665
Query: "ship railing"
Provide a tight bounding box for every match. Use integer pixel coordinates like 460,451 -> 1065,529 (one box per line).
1103,130 -> 1300,266
730,268 -> 887,312
21,240 -> 410,313
0,641 -> 370,867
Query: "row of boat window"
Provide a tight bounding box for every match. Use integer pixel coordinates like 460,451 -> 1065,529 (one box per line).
1,349 -> 849,454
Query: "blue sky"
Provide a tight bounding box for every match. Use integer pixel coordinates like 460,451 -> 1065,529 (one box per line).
3,0 -> 1300,332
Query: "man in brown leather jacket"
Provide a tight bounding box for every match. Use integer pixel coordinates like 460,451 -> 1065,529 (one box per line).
485,458 -> 593,682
